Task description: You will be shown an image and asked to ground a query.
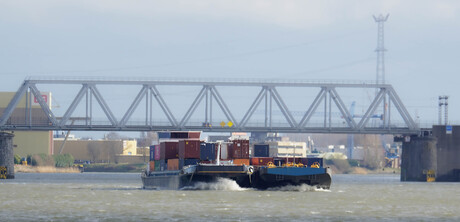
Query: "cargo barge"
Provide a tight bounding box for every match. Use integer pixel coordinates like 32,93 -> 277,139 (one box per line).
142,132 -> 331,190
142,163 -> 331,190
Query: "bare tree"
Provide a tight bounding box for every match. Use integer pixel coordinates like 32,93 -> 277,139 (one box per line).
87,143 -> 100,163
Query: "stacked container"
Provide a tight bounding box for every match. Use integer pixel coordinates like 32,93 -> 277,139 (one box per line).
154,145 -> 161,160
156,131 -> 203,171
160,141 -> 179,159
167,159 -> 180,170
148,145 -> 156,173
157,132 -> 171,140
149,145 -> 155,161
219,142 -> 230,160
233,158 -> 250,165
179,140 -> 201,159
155,160 -> 166,171
187,132 -> 201,139
254,144 -> 269,157
148,161 -> 154,172
170,132 -> 188,139
251,157 -> 274,166
200,143 -> 216,161
231,139 -> 249,160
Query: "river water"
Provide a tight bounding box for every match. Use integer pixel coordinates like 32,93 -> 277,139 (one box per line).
1,173 -> 459,221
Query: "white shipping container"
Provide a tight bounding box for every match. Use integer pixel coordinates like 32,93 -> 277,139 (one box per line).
220,143 -> 229,159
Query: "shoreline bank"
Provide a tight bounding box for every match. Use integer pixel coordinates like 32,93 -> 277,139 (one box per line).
14,165 -> 81,173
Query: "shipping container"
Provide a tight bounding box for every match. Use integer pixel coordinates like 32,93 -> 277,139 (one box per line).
167,159 -> 180,171
171,132 -> 188,139
222,143 -> 232,160
149,161 -> 155,172
231,140 -> 250,159
179,158 -> 200,168
200,143 -> 216,161
155,160 -> 165,171
254,144 -> 269,157
160,141 -> 179,160
149,145 -> 155,161
179,140 -> 201,159
157,132 -> 171,139
154,145 -> 161,160
154,161 -> 161,171
233,158 -> 250,165
251,157 -> 274,166
188,132 -> 201,139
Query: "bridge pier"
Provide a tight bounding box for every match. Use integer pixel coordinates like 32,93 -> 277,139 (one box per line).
400,134 -> 437,181
399,125 -> 460,182
0,132 -> 14,179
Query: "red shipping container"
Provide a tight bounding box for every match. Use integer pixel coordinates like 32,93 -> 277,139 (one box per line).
251,157 -> 274,166
160,141 -> 179,160
154,145 -> 161,160
226,143 -> 234,159
188,132 -> 201,139
179,139 -> 201,159
232,140 -> 249,159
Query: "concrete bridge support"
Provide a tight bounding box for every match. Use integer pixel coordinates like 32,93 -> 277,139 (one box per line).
0,132 -> 14,179
400,134 -> 437,181
400,125 -> 460,182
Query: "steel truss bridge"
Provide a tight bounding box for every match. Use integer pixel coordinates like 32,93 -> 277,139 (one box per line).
0,77 -> 419,134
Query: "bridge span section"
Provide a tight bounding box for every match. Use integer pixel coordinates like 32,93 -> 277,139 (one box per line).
0,77 -> 419,135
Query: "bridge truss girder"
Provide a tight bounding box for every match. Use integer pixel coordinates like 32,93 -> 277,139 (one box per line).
0,78 -> 419,134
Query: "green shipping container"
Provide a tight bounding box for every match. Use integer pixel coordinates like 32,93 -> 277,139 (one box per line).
154,161 -> 161,171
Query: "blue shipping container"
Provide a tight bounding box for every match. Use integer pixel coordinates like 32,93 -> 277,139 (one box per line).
157,132 -> 171,139
254,144 -> 269,157
200,143 -> 216,161
149,145 -> 155,161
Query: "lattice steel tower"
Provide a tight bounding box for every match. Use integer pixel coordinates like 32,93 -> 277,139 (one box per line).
373,14 -> 390,127
374,14 -> 389,85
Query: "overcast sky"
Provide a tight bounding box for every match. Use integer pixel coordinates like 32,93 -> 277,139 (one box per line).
1,0 -> 460,129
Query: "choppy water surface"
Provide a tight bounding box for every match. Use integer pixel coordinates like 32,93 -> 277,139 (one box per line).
1,173 -> 459,221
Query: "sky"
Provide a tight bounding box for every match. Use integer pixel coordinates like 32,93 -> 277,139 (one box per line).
1,0 -> 460,137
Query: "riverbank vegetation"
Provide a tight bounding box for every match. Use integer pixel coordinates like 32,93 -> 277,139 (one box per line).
83,163 -> 145,173
14,153 -> 79,173
325,158 -> 400,174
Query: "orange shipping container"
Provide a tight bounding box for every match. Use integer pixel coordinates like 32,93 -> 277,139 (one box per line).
251,157 -> 274,166
149,161 -> 155,172
167,159 -> 180,171
233,158 -> 250,165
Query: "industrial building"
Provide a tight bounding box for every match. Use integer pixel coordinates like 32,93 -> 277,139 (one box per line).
54,138 -> 147,164
1,91 -> 149,164
0,92 -> 53,157
267,141 -> 307,158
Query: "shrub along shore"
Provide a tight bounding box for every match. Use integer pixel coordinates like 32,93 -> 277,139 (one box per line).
14,153 -> 79,173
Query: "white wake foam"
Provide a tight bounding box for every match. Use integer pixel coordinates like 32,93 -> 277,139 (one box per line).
181,178 -> 250,191
267,184 -> 331,192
